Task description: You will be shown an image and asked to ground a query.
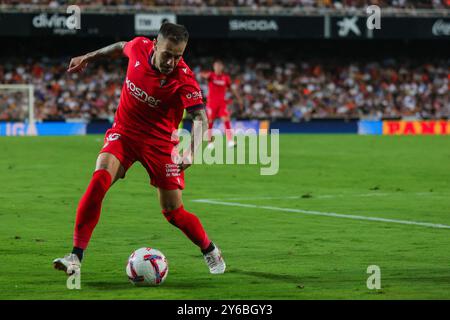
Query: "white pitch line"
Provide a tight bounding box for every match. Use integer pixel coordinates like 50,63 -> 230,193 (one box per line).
191,192 -> 445,202
191,199 -> 450,230
197,193 -> 392,201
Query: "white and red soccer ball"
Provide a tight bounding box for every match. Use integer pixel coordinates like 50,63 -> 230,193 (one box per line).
126,247 -> 168,286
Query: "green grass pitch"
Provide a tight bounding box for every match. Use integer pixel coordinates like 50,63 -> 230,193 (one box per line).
0,134 -> 449,299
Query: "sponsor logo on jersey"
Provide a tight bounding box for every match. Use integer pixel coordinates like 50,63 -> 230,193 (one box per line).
165,164 -> 180,177
185,90 -> 203,100
103,132 -> 121,148
213,79 -> 226,86
125,77 -> 161,107
107,133 -> 121,141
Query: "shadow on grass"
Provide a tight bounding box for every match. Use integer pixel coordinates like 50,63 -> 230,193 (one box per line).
161,281 -> 212,289
85,280 -> 212,291
228,268 -> 307,284
84,281 -> 136,290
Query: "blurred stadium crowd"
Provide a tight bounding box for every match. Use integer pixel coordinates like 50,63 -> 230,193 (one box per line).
1,57 -> 448,121
0,0 -> 448,9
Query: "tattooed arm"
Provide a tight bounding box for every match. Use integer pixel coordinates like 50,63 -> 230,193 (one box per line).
67,41 -> 127,73
178,105 -> 208,172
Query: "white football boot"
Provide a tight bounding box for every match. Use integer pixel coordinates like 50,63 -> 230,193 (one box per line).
203,245 -> 226,274
53,253 -> 81,275
227,140 -> 236,148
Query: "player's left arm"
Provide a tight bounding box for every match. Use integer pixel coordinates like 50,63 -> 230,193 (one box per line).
67,42 -> 127,73
231,86 -> 244,110
176,74 -> 208,171
188,106 -> 208,137
200,71 -> 211,80
178,105 -> 208,172
229,77 -> 244,110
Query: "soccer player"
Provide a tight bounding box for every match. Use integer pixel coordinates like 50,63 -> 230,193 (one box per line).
53,23 -> 226,276
201,60 -> 243,149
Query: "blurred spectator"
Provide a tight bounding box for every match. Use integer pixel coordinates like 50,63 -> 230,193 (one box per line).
0,56 -> 448,121
0,0 -> 447,9
0,58 -> 122,122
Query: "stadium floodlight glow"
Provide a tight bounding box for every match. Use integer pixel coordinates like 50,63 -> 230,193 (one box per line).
0,84 -> 36,136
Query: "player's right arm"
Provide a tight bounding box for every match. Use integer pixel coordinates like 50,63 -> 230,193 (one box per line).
67,41 -> 127,73
200,71 -> 211,80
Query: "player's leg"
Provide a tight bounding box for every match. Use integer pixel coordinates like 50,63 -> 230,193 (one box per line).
178,109 -> 186,129
206,106 -> 218,149
140,142 -> 225,274
54,129 -> 136,274
158,188 -> 210,249
72,152 -> 125,252
206,105 -> 216,149
72,130 -> 137,255
53,152 -> 126,274
158,188 -> 226,274
220,111 -> 234,147
208,119 -> 214,143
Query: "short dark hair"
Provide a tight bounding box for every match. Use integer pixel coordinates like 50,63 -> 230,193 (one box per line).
158,22 -> 189,44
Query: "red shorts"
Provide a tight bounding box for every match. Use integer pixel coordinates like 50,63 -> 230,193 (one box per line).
207,103 -> 229,120
100,128 -> 184,190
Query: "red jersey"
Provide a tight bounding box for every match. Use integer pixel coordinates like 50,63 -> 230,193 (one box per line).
207,72 -> 231,107
114,37 -> 203,145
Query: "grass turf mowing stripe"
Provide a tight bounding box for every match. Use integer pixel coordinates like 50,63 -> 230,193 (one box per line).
191,199 -> 450,230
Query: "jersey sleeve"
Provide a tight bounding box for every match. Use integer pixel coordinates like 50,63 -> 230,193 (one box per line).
123,36 -> 150,58
177,80 -> 204,109
226,75 -> 232,88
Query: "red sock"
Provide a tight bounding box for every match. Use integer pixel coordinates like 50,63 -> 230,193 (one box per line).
163,205 -> 211,250
224,120 -> 232,141
208,121 -> 214,142
73,169 -> 111,249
